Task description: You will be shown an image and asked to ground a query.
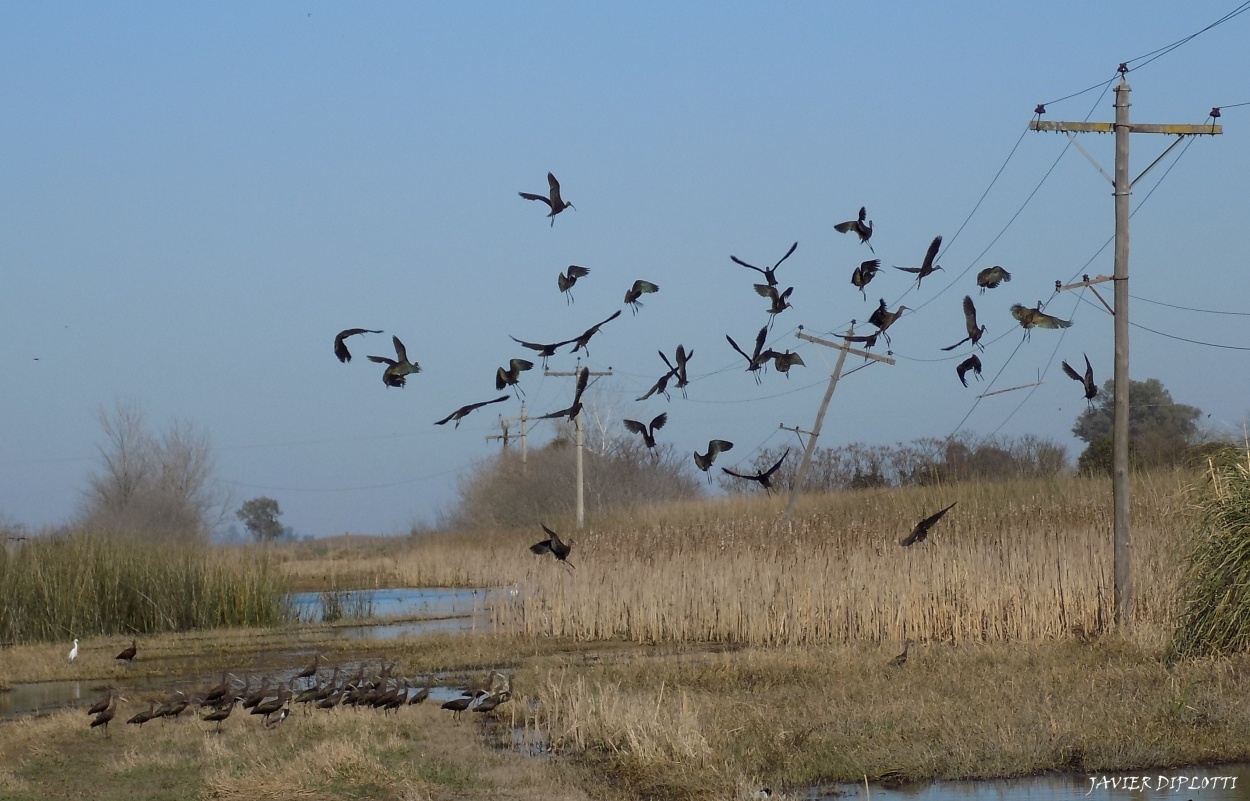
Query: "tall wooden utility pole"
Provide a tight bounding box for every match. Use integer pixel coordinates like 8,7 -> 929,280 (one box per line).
1031,70 -> 1221,627
782,326 -> 895,528
544,367 -> 613,529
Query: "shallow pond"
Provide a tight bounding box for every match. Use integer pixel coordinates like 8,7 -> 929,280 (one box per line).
287,586 -> 500,622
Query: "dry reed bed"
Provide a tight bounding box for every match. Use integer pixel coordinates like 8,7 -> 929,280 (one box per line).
490,474 -> 1194,645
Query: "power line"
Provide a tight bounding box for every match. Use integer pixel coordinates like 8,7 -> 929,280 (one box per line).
1075,293 -> 1250,351
1129,295 -> 1250,316
1124,1 -> 1250,72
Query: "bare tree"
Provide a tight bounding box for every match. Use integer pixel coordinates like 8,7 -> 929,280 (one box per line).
80,400 -> 227,542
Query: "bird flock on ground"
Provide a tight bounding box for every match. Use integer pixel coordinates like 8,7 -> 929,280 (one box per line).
80,645 -> 513,737
326,173 -> 1100,562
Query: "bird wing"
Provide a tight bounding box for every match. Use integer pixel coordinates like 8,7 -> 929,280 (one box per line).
623,419 -> 648,435
754,283 -> 777,299
773,241 -> 798,270
595,309 -> 622,329
510,336 -> 543,351
675,345 -> 690,368
571,367 -> 590,406
658,349 -> 676,372
1035,311 -> 1072,329
730,255 -> 765,274
558,272 -> 573,292
858,206 -> 867,223
721,466 -> 752,480
763,449 -> 790,477
518,192 -> 553,208
496,368 -> 509,390
433,406 -> 467,426
962,296 -> 979,337
833,220 -> 855,234
546,172 -> 562,203
752,326 -> 768,359
726,335 -> 751,363
1061,361 -> 1081,382
510,358 -> 534,372
529,540 -> 552,555
941,337 -> 970,352
536,406 -> 572,420
893,265 -> 922,274
922,235 -> 942,271
392,336 -> 408,363
633,279 -> 659,294
860,259 -> 880,273
367,355 -> 396,366
1083,354 -> 1095,385
650,412 -> 668,431
709,439 -> 734,457
920,501 -> 958,529
568,265 -> 590,279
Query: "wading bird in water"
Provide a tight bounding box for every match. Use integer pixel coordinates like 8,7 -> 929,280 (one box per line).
519,172 -> 575,226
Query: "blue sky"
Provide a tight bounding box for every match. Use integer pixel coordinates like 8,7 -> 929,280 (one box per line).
3,2 -> 1247,538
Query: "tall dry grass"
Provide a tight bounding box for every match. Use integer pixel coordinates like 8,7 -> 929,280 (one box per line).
0,531 -> 290,645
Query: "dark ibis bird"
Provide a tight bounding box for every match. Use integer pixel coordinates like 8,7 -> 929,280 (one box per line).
367,335 -> 422,388
294,654 -> 320,686
658,344 -> 693,398
90,695 -> 124,736
530,524 -> 574,569
496,358 -> 534,395
558,265 -> 591,304
1011,302 -> 1071,339
509,336 -> 573,369
890,640 -> 915,667
568,310 -> 622,357
851,259 -> 881,300
636,366 -> 677,401
834,206 -> 874,252
87,691 -> 117,717
900,502 -> 957,547
955,355 -> 982,387
115,639 -> 137,662
518,172 -> 575,226
473,690 -> 511,716
333,328 -> 383,363
976,265 -> 1012,293
731,241 -> 797,287
252,685 -> 292,724
435,395 -> 510,428
941,296 -> 986,352
265,702 -> 291,728
721,449 -> 789,495
894,235 -> 943,288
754,284 -> 794,324
867,299 -> 910,346
241,678 -> 271,711
842,331 -> 879,350
408,686 -> 430,706
537,366 -> 589,421
1062,354 -> 1098,406
441,692 -> 482,723
624,279 -> 660,314
726,326 -> 770,383
201,671 -> 236,707
156,691 -> 190,720
202,695 -> 237,733
127,701 -> 158,728
763,349 -> 804,376
623,412 -> 668,450
694,440 -> 734,478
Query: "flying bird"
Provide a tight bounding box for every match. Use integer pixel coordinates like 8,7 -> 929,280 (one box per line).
894,235 -> 943,288
976,265 -> 1012,293
754,284 -> 794,325
333,328 -> 383,363
367,335 -> 422,388
509,335 -> 574,368
623,412 -> 668,449
834,206 -> 874,252
496,358 -> 534,395
538,366 -> 589,421
663,345 -> 694,398
941,296 -> 986,351
568,310 -> 622,357
1062,354 -> 1098,406
731,241 -> 797,287
435,395 -> 511,428
530,524 -> 574,568
900,502 -> 957,547
956,354 -> 983,387
867,299 -> 910,346
518,171 -> 575,226
762,349 -> 804,376
721,449 -> 790,495
624,280 -> 660,314
636,365 -> 678,401
1011,302 -> 1071,339
851,259 -> 881,300
558,265 -> 591,304
726,326 -> 770,383
694,439 -> 734,478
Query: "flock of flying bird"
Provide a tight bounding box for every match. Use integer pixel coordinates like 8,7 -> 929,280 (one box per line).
328,173 -> 1100,559
79,642 -> 514,737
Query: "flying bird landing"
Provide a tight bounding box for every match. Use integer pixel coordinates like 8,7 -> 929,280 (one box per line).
509,335 -> 574,369
531,524 -> 574,568
435,395 -> 510,428
1011,302 -> 1071,340
694,439 -> 734,479
1062,354 -> 1098,406
569,310 -> 622,357
867,299 -> 910,347
624,279 -> 660,314
333,328 -> 383,363
721,449 -> 790,495
977,265 -> 1012,293
623,412 -> 668,449
851,259 -> 881,300
941,296 -> 986,352
659,345 -> 694,398
496,358 -> 535,396
956,354 -> 983,387
834,206 -> 874,252
558,265 -> 591,304
754,284 -> 794,326
900,502 -> 957,547
367,336 -> 422,388
538,366 -> 590,421
518,172 -> 575,226
726,326 -> 770,383
894,235 -> 943,288
730,241 -> 797,287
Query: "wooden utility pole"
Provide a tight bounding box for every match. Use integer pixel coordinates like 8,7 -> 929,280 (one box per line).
782,326 -> 895,528
1031,71 -> 1221,627
544,368 -> 613,529
485,403 -> 529,464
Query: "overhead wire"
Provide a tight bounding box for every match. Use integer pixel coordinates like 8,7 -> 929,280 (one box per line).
1123,1 -> 1250,73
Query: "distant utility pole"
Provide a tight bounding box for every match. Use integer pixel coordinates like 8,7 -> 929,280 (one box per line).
782,325 -> 895,529
1031,68 -> 1221,628
485,403 -> 529,464
544,367 -> 613,529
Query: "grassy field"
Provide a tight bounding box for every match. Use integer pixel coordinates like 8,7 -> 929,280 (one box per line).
4,468 -> 1247,800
